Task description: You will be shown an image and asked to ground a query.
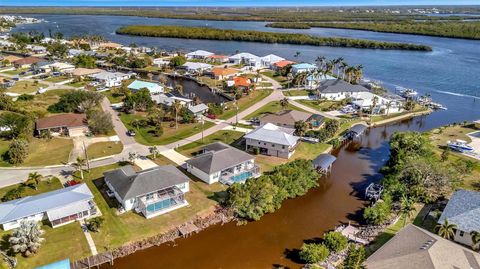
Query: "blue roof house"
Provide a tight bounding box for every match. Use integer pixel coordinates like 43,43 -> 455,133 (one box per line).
128,80 -> 164,94
291,63 -> 317,75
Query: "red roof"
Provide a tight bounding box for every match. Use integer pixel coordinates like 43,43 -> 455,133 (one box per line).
36,114 -> 87,130
207,54 -> 228,59
274,60 -> 296,68
233,76 -> 251,88
13,57 -> 43,66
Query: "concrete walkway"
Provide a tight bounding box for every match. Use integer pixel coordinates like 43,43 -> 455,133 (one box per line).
134,157 -> 159,170
80,220 -> 98,255
159,149 -> 190,166
221,125 -> 253,133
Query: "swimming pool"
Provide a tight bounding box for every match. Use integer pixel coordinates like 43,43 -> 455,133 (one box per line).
230,171 -> 253,183
469,131 -> 480,138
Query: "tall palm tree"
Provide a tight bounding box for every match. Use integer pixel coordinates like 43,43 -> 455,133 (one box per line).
315,56 -> 326,70
340,62 -> 348,80
400,195 -> 416,226
286,72 -> 293,89
72,156 -> 86,180
436,219 -> 457,240
149,146 -> 159,159
171,100 -> 182,129
471,231 -> 480,250
25,172 -> 42,190
280,98 -> 289,111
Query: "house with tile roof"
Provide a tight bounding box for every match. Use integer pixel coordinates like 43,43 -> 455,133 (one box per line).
438,189 -> 480,247
0,183 -> 98,231
244,123 -> 300,159
104,165 -> 190,218
366,224 -> 480,269
209,67 -> 240,80
186,142 -> 260,185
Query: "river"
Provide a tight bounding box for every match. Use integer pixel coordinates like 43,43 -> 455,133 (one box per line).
7,14 -> 480,268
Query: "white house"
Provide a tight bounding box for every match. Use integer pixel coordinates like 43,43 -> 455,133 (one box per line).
127,80 -> 164,94
181,62 -> 213,74
438,189 -> 480,247
0,184 -> 98,231
89,71 -> 131,88
291,63 -> 317,75
261,54 -> 285,68
186,142 -> 260,185
305,73 -> 336,89
185,50 -> 214,60
153,58 -> 170,68
351,92 -> 403,114
228,52 -> 261,67
188,103 -> 209,117
104,165 -> 190,219
26,44 -> 47,54
316,79 -> 370,101
244,123 -> 300,159
39,62 -> 75,73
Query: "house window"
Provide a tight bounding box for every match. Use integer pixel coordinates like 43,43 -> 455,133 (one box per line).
460,231 -> 464,237
272,144 -> 275,148
264,143 -> 266,146
282,145 -> 285,149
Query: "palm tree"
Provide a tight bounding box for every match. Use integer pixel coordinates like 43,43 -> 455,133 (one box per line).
385,101 -> 393,116
340,61 -> 348,80
436,219 -> 457,240
315,56 -> 326,70
9,220 -> 45,257
400,195 -> 416,226
149,146 -> 159,159
171,100 -> 182,129
72,156 -> 86,180
128,152 -> 138,164
286,72 -> 293,89
25,172 -> 42,190
175,84 -> 184,96
471,231 -> 480,250
280,98 -> 289,111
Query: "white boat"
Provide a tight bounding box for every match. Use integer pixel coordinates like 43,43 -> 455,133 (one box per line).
429,102 -> 448,110
447,139 -> 474,153
397,87 -> 418,98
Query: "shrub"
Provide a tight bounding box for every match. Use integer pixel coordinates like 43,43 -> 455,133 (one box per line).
48,91 -> 104,113
323,231 -> 348,252
7,139 -> 29,164
363,194 -> 392,225
2,186 -> 25,201
342,244 -> 366,269
299,243 -> 330,264
17,94 -> 34,101
86,217 -> 104,232
87,109 -> 113,135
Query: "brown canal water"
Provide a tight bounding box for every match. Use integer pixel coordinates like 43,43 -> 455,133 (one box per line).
100,114 -> 449,269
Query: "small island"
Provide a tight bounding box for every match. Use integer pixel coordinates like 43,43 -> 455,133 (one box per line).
116,25 -> 433,51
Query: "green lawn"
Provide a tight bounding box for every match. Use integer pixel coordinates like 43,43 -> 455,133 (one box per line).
0,137 -> 73,167
176,130 -> 245,157
15,89 -> 72,117
44,76 -> 69,83
255,142 -> 331,172
244,100 -> 308,120
219,89 -> 273,120
2,68 -> 27,76
0,177 -> 63,200
87,141 -> 123,159
6,80 -> 48,94
102,90 -> 125,104
68,81 -> 88,88
283,90 -> 312,96
119,113 -> 214,146
260,71 -> 288,83
70,163 -> 226,253
296,99 -> 343,112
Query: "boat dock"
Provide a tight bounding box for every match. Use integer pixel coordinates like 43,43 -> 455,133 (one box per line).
71,252 -> 114,269
335,223 -> 369,245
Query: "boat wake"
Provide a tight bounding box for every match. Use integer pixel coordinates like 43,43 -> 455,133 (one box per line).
432,90 -> 480,100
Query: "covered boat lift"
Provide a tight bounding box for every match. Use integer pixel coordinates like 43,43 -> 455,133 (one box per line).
343,123 -> 368,140
312,154 -> 336,174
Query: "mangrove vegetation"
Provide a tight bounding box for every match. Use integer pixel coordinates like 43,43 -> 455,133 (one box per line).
116,25 -> 432,51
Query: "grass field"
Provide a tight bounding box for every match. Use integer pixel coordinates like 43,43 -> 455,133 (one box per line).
260,71 -> 288,84
44,76 -> 70,83
15,89 -> 71,116
283,90 -> 312,96
102,90 -> 125,104
244,100 -> 307,120
119,113 -> 214,146
87,141 -> 123,159
219,89 -> 273,120
6,80 -> 48,94
176,130 -> 245,157
0,177 -> 63,200
296,99 -> 342,112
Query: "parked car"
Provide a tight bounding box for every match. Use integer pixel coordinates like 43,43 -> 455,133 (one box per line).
206,113 -> 217,120
52,72 -> 61,76
127,129 -> 136,136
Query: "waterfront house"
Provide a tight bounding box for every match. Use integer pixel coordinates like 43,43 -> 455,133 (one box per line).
98,42 -> 122,50
305,73 -> 336,89
89,71 -> 130,88
128,80 -> 164,94
38,62 -> 75,73
181,62 -> 213,74
261,54 -> 285,68
206,54 -> 229,64
186,142 -> 260,185
291,63 -> 317,75
12,56 -> 43,69
152,93 -> 192,107
228,52 -> 261,67
153,58 -> 170,68
104,165 -> 190,219
0,183 -> 98,231
186,50 -> 214,60
209,67 -> 240,80
438,189 -> 480,247
188,103 -> 209,117
350,91 -> 404,114
259,110 -> 324,129
316,79 -> 370,101
36,113 -> 88,137
273,60 -> 296,71
229,76 -> 252,90
366,224 -> 480,269
244,123 -> 300,159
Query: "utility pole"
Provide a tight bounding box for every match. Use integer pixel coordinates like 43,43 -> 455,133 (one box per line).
83,140 -> 90,171
201,115 -> 205,143
235,98 -> 239,126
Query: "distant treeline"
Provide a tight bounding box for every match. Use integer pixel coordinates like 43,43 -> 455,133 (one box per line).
116,25 -> 432,51
266,21 -> 480,40
2,7 -> 480,22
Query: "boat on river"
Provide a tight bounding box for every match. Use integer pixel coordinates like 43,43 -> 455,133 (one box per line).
447,139 -> 474,153
365,183 -> 383,201
397,87 -> 418,98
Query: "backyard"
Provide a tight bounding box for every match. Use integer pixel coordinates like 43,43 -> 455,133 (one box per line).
245,100 -> 307,120
219,89 -> 273,120
86,141 -> 123,159
119,112 -> 214,146
176,130 -> 245,156
296,99 -> 343,112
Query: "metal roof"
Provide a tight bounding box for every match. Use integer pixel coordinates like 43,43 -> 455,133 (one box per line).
0,184 -> 93,224
186,142 -> 254,174
188,103 -> 209,114
245,123 -> 300,147
438,189 -> 480,233
312,154 -> 337,170
104,165 -> 189,200
348,124 -> 368,135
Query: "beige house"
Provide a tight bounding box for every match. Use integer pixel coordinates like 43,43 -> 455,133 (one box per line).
244,123 -> 300,159
36,113 -> 88,137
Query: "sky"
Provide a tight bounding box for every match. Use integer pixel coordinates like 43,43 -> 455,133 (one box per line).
0,0 -> 478,7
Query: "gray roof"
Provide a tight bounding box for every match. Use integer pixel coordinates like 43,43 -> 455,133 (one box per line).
260,110 -> 315,127
348,123 -> 368,135
317,79 -> 370,94
312,154 -> 336,170
438,189 -> 480,233
366,224 -> 480,269
188,103 -> 209,114
186,142 -> 254,174
245,123 -> 300,147
0,183 -> 93,224
104,165 -> 189,200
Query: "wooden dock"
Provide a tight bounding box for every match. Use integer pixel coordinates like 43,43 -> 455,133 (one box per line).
335,224 -> 369,245
178,222 -> 199,237
71,252 -> 114,269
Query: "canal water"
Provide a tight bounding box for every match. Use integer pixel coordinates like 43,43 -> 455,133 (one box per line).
7,14 -> 480,268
